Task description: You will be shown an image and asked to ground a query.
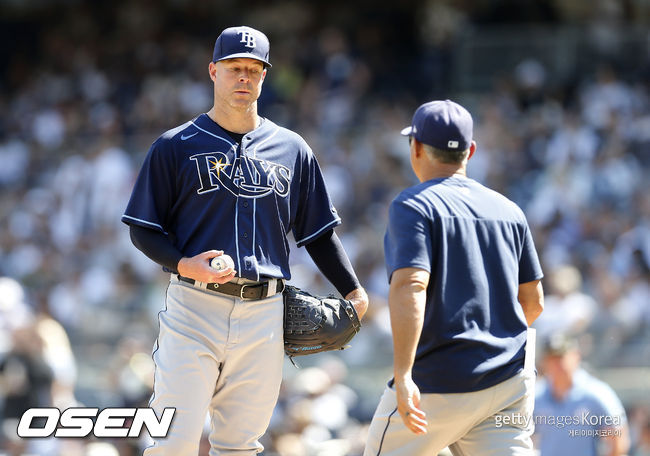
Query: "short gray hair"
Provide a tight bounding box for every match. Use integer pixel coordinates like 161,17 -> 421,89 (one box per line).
422,143 -> 469,164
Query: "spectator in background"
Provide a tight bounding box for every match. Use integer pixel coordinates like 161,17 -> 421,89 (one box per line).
628,406 -> 650,456
534,333 -> 630,456
533,264 -> 597,340
632,417 -> 650,456
0,324 -> 53,455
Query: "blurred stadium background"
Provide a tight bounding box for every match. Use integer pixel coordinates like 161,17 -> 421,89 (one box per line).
0,0 -> 648,455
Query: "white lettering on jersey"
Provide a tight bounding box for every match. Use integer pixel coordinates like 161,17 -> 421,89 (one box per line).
190,152 -> 291,198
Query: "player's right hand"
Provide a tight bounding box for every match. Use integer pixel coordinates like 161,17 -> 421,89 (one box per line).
394,375 -> 428,435
177,250 -> 236,284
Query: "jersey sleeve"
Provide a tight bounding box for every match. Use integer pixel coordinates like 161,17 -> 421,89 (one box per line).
518,222 -> 544,283
384,198 -> 432,282
292,151 -> 341,247
121,138 -> 176,234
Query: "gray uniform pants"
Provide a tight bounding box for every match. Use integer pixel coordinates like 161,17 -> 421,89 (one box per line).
365,329 -> 537,456
144,275 -> 284,456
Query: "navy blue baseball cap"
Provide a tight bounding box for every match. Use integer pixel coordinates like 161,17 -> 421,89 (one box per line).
401,100 -> 473,151
213,26 -> 271,68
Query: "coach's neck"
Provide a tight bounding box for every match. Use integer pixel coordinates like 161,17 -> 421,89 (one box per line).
411,139 -> 476,183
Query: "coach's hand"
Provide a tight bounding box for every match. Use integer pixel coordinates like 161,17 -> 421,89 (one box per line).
394,375 -> 428,435
345,287 -> 368,320
177,250 -> 236,284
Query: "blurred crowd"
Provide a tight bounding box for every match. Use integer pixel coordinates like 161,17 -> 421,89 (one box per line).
0,0 -> 649,455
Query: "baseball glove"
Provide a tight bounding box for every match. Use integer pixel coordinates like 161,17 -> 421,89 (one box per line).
283,286 -> 361,357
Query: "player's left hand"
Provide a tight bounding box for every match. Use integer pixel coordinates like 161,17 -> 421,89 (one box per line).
394,375 -> 428,435
345,287 -> 369,320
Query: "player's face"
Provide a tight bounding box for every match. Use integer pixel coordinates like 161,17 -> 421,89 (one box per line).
211,58 -> 267,110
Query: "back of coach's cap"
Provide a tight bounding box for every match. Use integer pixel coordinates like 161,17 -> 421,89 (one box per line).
401,100 -> 473,151
213,26 -> 271,68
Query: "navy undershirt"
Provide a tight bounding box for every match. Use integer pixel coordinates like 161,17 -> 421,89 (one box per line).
304,228 -> 360,296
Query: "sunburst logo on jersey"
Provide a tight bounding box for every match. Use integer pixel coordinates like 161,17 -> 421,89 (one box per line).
209,157 -> 231,178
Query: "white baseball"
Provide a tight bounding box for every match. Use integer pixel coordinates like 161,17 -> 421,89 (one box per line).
210,255 -> 235,271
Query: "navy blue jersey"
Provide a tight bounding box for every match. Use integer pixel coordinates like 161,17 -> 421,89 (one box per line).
122,114 -> 340,281
384,176 -> 543,393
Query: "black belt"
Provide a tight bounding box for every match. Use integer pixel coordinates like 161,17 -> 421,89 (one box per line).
176,275 -> 285,300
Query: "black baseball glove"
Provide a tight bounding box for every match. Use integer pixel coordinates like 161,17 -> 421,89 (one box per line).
283,286 -> 361,357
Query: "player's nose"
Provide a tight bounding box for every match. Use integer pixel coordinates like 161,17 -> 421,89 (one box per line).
238,69 -> 252,82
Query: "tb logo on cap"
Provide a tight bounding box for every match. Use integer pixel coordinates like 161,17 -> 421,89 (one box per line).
238,31 -> 256,48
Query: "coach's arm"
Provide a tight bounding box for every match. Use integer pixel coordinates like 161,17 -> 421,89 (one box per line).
389,267 -> 430,435
518,279 -> 544,326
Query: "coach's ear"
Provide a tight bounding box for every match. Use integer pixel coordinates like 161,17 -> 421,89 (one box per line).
412,138 -> 425,158
467,141 -> 476,160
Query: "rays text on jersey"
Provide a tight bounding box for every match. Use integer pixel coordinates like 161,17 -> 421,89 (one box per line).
190,152 -> 291,198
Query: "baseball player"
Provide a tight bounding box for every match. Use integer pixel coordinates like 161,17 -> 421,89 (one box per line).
364,100 -> 544,455
122,26 -> 368,455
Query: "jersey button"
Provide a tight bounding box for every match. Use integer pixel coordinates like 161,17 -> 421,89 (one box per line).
243,201 -> 249,208
243,233 -> 248,238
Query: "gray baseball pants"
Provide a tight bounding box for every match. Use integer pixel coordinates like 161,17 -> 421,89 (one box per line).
144,275 -> 284,456
365,329 -> 537,456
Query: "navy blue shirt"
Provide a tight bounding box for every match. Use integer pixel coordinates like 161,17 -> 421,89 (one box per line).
384,176 -> 543,393
122,114 -> 340,281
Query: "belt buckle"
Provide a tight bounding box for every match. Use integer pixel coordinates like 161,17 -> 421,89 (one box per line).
239,284 -> 249,300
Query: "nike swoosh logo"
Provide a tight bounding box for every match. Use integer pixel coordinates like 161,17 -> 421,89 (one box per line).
181,132 -> 198,140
